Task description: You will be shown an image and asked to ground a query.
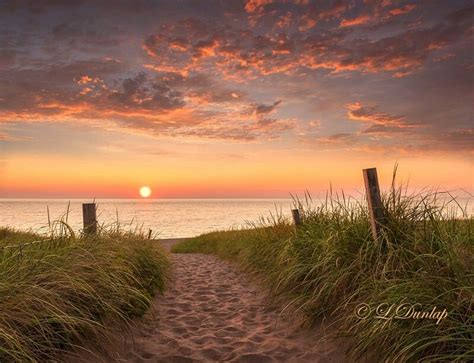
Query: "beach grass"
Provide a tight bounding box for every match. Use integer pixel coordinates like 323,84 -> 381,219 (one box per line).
0,227 -> 170,362
172,185 -> 473,362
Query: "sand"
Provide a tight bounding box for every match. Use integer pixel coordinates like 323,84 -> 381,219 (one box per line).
68,239 -> 349,362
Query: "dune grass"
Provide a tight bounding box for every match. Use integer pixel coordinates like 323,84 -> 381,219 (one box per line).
0,227 -> 170,362
173,185 -> 473,362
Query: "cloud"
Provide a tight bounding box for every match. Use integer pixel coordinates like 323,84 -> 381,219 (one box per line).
142,5 -> 472,80
0,58 -> 123,117
305,101 -> 473,155
346,102 -> 404,126
0,59 -> 190,122
0,132 -> 15,141
107,72 -> 185,111
436,128 -> 474,153
308,120 -> 320,128
346,102 -> 422,136
362,124 -> 411,134
244,0 -> 274,14
317,0 -> 353,20
340,14 -> 372,27
255,100 -> 282,117
388,4 -> 417,16
0,51 -> 294,142
307,132 -> 359,150
338,2 -> 417,29
1,0 -> 471,152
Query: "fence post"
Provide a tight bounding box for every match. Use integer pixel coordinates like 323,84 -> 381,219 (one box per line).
82,203 -> 97,235
148,229 -> 152,239
291,208 -> 301,226
363,168 -> 384,241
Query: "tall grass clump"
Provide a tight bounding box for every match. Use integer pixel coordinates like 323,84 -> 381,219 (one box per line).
173,178 -> 473,362
0,227 -> 170,362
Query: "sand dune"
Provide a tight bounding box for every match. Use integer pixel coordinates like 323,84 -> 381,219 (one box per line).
69,240 -> 349,362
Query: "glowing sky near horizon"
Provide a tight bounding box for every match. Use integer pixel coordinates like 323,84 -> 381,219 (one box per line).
0,0 -> 473,198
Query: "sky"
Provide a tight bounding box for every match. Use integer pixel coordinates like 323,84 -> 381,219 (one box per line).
0,0 -> 473,198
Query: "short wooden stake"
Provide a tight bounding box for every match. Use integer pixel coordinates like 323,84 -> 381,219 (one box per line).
291,208 -> 301,226
148,229 -> 152,239
363,168 -> 384,241
82,203 -> 97,235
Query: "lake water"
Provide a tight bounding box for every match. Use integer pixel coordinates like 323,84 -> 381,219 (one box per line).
0,199 -> 295,238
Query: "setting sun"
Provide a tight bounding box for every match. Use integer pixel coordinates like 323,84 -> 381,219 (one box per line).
139,186 -> 152,198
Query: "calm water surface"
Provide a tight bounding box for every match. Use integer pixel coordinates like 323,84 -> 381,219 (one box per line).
0,199 -> 295,238
1,196 -> 471,238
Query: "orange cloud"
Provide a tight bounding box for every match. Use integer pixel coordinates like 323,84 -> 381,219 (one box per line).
318,1 -> 352,20
344,102 -> 423,140
141,7 -> 472,81
244,0 -> 273,14
0,61 -> 296,143
276,12 -> 292,28
389,4 -> 416,16
346,102 -> 405,126
340,14 -> 371,27
169,38 -> 188,51
298,15 -> 317,31
76,75 -> 93,85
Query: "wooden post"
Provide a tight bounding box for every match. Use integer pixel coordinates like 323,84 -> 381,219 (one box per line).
82,203 -> 97,235
363,168 -> 384,241
148,229 -> 152,239
291,208 -> 301,226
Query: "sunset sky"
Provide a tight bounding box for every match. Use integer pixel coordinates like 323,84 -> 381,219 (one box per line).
0,0 -> 473,198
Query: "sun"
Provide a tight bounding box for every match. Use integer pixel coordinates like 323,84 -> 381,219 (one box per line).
139,186 -> 152,198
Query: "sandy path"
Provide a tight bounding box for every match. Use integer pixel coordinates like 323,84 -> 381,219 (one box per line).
71,240 -> 348,362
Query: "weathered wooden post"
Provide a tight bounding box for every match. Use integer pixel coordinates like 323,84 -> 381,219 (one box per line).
363,168 -> 384,241
291,208 -> 301,226
148,229 -> 152,239
82,203 -> 97,235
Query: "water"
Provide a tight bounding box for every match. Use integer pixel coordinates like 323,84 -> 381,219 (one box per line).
0,199 -> 294,238
1,196 -> 471,239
